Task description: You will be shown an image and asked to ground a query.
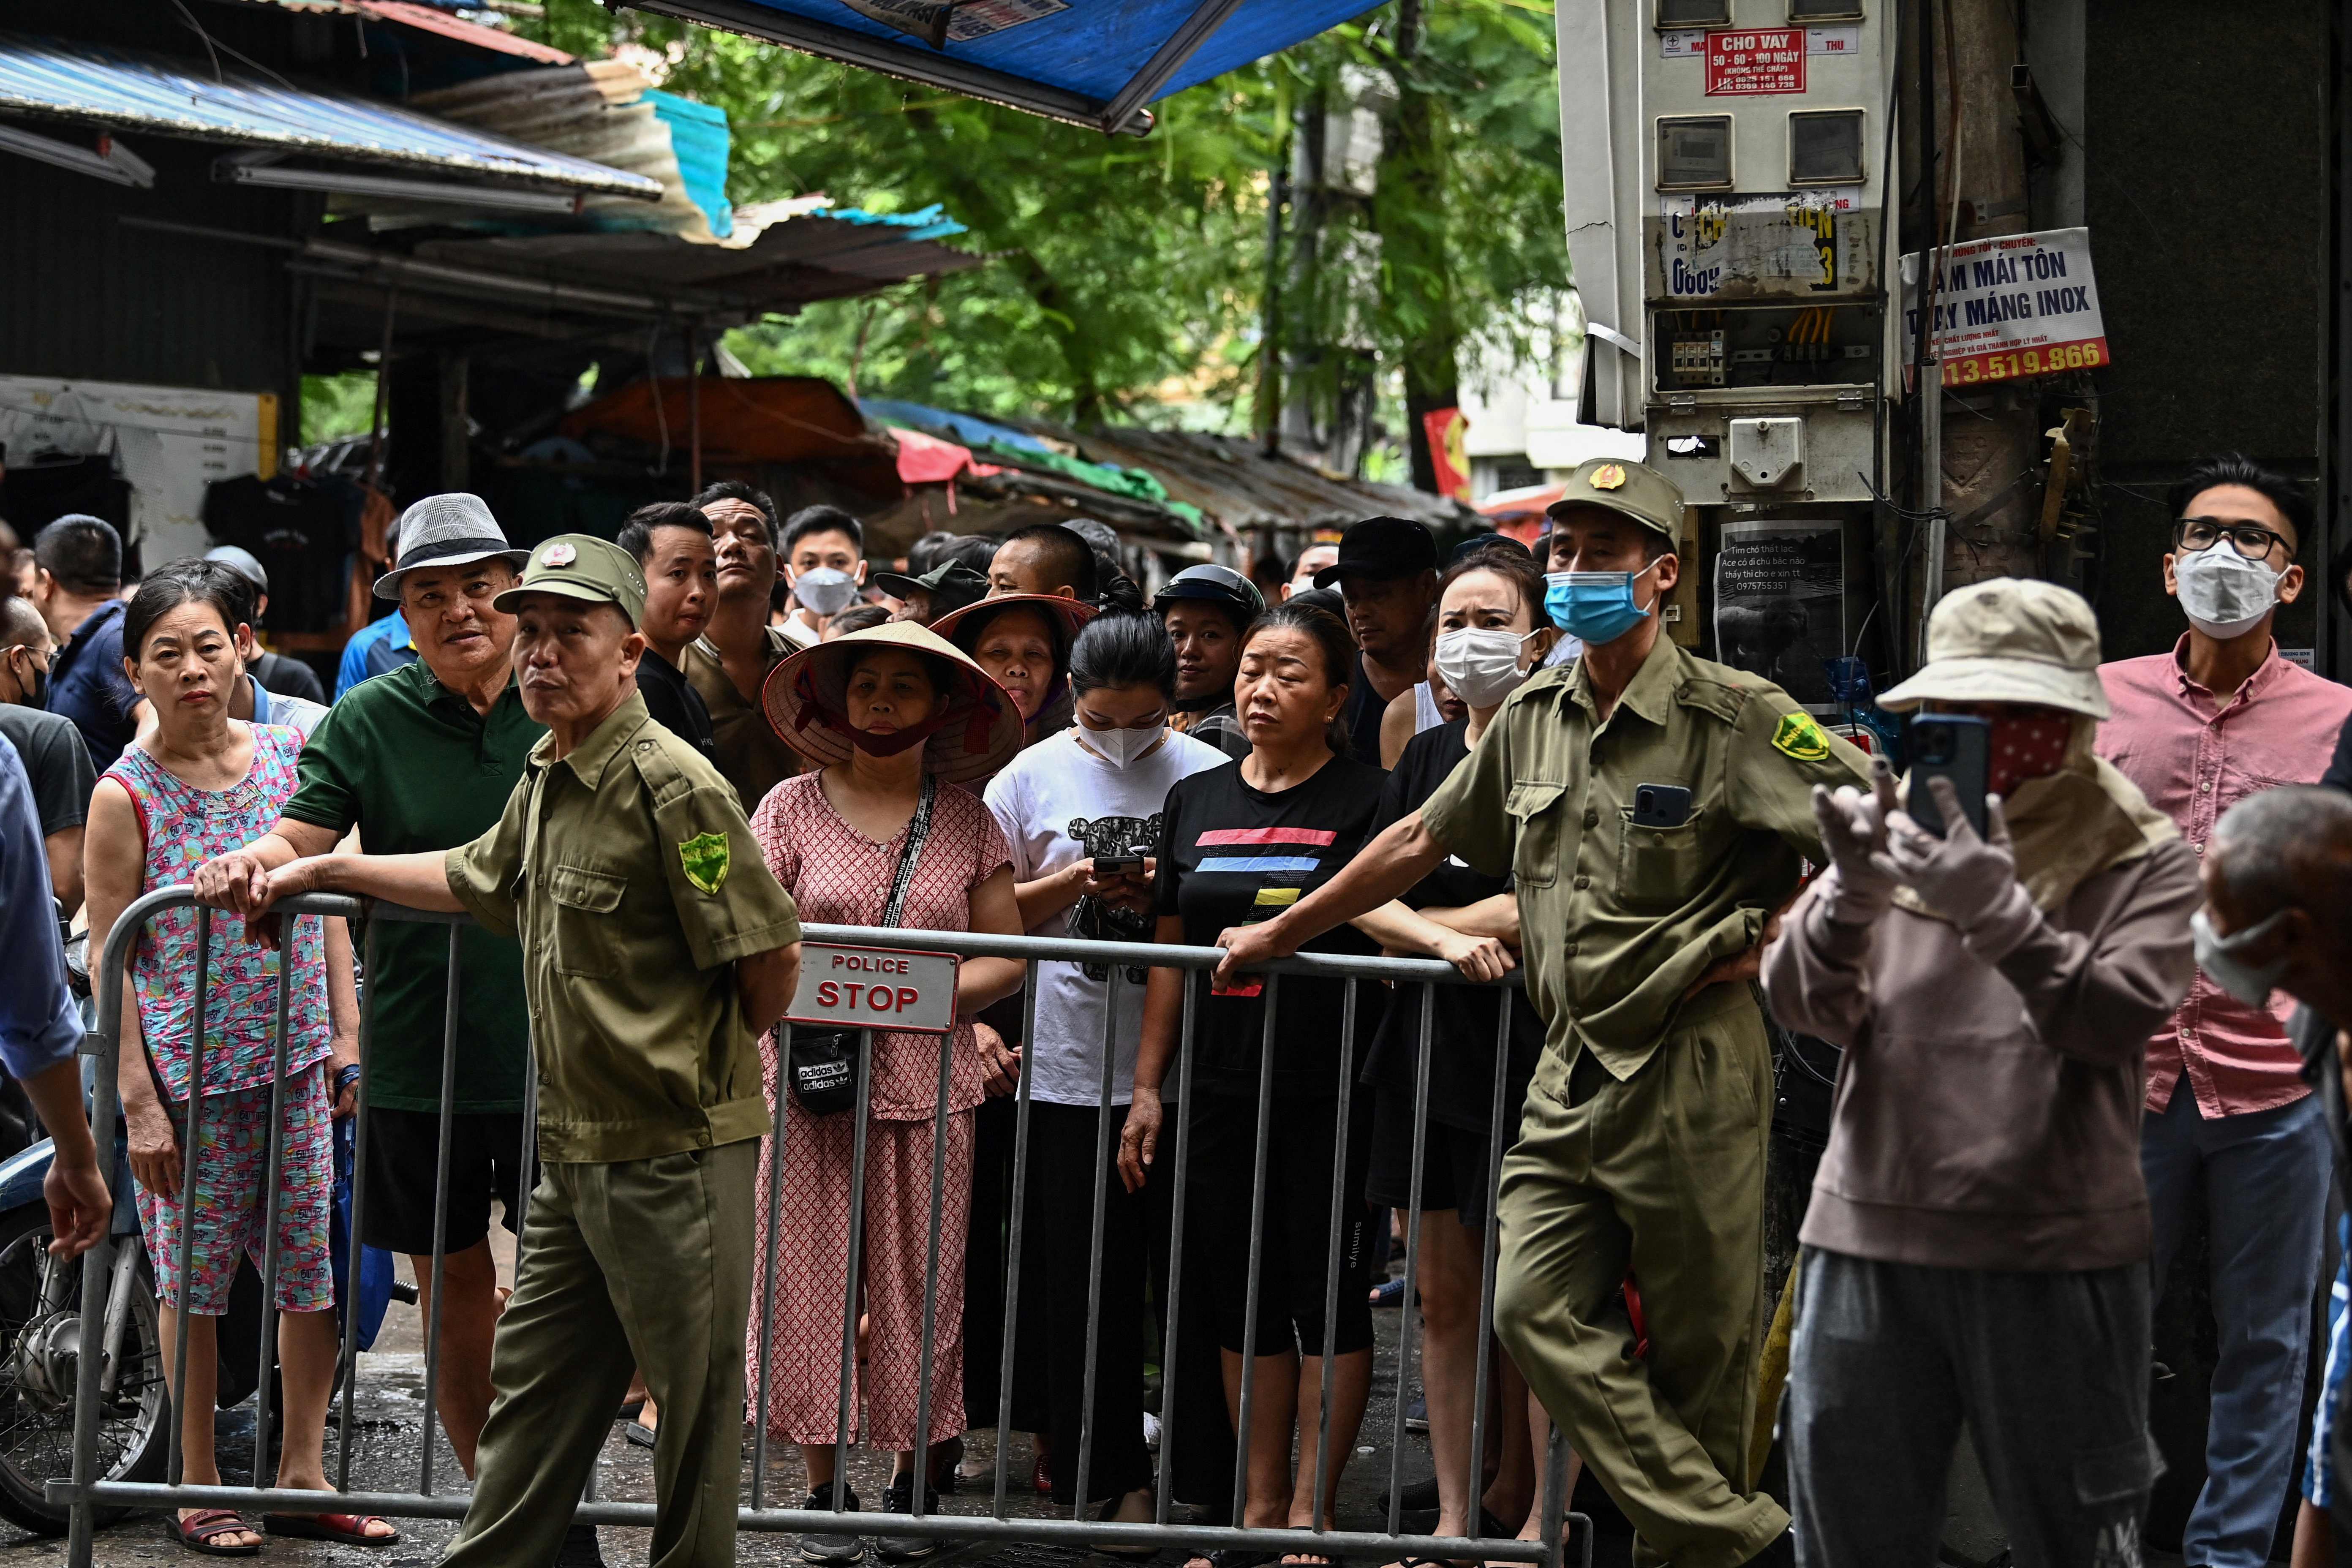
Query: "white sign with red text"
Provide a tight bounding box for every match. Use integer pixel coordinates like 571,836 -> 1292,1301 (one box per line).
785,943 -> 961,1036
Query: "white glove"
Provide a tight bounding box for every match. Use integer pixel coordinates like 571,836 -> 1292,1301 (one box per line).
1876,778 -> 2038,957
1809,757 -> 1899,923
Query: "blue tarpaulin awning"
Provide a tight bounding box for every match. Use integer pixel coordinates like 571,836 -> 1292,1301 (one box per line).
618,0 -> 1380,135
0,30 -> 664,198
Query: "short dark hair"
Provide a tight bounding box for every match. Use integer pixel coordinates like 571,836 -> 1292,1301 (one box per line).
0,594 -> 44,653
1069,611 -> 1178,699
125,559 -> 245,663
689,479 -> 777,537
784,504 -> 864,557
616,502 -> 713,567
2169,455 -> 2313,559
825,604 -> 892,638
34,514 -> 122,596
997,524 -> 1098,602
908,531 -> 1002,577
1241,599 -> 1356,756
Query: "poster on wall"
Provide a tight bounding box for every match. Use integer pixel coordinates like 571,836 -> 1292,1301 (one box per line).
1715,520 -> 1845,714
1898,227 -> 2108,388
0,376 -> 276,567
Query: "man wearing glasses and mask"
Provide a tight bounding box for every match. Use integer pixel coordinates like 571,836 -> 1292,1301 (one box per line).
2095,456 -> 2352,1568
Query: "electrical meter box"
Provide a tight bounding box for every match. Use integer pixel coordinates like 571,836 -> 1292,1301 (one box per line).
1557,0 -> 1895,504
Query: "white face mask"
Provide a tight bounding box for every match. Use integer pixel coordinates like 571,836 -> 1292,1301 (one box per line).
1079,720 -> 1165,769
1433,626 -> 1542,710
792,567 -> 861,618
2173,547 -> 2283,640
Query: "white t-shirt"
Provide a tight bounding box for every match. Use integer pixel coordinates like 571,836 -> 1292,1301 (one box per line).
982,724 -> 1228,1108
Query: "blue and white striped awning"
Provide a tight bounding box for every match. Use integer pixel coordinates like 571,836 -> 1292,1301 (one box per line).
0,30 -> 664,199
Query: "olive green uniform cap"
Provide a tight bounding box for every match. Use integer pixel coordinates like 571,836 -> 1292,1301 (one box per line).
493,534 -> 648,627
1545,458 -> 1688,550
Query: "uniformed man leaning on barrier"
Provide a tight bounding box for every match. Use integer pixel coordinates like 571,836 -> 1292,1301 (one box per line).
207,535 -> 803,1568
1217,459 -> 1870,1568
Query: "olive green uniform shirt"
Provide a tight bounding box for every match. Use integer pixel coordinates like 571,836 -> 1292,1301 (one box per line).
1422,634 -> 1871,1080
683,627 -> 800,813
445,691 -> 803,1163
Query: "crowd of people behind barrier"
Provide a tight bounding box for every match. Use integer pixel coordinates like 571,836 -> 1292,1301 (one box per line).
5,448 -> 2352,1568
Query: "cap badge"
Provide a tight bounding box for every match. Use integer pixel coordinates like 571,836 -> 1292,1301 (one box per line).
1589,464 -> 1627,491
541,543 -> 577,568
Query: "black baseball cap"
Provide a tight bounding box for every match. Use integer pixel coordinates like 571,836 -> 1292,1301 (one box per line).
1314,515 -> 1438,588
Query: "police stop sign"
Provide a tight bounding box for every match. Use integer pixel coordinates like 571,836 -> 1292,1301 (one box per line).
785,943 -> 961,1035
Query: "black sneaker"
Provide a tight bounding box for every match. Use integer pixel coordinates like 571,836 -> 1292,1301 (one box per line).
876,1471 -> 946,1563
800,1481 -> 865,1566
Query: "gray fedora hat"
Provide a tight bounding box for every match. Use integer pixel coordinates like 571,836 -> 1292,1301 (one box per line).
373,493 -> 530,598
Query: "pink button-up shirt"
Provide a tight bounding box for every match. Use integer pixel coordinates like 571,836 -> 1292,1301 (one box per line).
2096,637 -> 2352,1118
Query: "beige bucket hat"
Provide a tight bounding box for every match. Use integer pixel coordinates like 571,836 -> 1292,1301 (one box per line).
1877,577 -> 2110,719
762,620 -> 1024,786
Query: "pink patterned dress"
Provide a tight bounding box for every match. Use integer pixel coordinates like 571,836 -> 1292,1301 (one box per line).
746,772 -> 1010,1448
105,722 -> 335,1315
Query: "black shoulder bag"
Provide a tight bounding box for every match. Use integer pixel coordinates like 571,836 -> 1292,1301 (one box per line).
788,776 -> 937,1116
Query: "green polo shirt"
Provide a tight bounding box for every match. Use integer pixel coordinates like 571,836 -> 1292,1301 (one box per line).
445,692 -> 802,1163
1422,634 -> 1871,1079
283,659 -> 545,1113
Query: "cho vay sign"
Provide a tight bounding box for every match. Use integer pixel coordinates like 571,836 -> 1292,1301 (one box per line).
1900,227 -> 2110,387
1705,29 -> 1805,95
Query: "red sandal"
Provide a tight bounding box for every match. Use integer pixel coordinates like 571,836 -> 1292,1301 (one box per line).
263,1512 -> 400,1546
174,1508 -> 261,1557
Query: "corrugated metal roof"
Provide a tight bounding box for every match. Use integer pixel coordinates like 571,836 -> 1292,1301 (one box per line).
0,30 -> 660,197
410,203 -> 980,316
348,1 -> 576,65
398,61 -> 714,238
235,0 -> 576,65
1023,422 -> 1478,535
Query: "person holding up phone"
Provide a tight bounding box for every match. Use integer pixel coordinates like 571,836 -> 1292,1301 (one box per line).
1761,577 -> 2200,1566
1210,459 -> 1872,1568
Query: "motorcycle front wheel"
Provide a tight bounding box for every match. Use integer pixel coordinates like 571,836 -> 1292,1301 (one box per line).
0,1207 -> 169,1535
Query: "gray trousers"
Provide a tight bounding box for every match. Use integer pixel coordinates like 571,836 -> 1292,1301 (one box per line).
1785,1247 -> 2157,1568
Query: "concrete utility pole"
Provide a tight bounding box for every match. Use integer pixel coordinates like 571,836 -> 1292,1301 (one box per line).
1920,0 -> 2041,610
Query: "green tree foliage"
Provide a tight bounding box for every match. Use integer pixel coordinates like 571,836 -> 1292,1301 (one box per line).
523,2 -> 1565,438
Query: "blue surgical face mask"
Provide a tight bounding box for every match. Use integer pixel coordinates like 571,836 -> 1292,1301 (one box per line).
1545,558 -> 1663,647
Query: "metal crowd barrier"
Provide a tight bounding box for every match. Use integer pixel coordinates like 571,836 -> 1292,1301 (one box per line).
62,887 -> 1591,1568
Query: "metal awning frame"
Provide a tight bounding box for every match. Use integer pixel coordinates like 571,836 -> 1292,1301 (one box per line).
617,0 -> 1246,136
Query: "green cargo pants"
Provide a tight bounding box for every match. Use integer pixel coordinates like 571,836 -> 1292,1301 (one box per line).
1492,983 -> 1786,1568
442,1141 -> 758,1568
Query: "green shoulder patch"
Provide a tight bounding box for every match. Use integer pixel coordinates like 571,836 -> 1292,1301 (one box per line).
679,831 -> 731,895
1770,711 -> 1831,762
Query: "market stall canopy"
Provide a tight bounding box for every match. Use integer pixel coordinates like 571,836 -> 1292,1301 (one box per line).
562,375 -> 896,468
620,0 -> 1381,135
0,30 -> 662,202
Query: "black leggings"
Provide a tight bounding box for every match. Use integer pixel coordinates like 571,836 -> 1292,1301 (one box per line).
1018,1101 -> 1153,1503
1184,1092 -> 1377,1359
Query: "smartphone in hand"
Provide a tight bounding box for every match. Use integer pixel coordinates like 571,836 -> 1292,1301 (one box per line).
1905,715 -> 1990,839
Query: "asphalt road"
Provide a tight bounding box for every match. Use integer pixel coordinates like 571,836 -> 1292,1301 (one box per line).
8,1230 -> 1627,1568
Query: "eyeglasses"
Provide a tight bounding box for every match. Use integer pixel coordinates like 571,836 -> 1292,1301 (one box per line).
2175,517 -> 2295,561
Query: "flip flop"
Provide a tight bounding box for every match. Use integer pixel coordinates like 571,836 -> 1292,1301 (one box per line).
175,1509 -> 261,1557
626,1421 -> 658,1448
263,1512 -> 400,1546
